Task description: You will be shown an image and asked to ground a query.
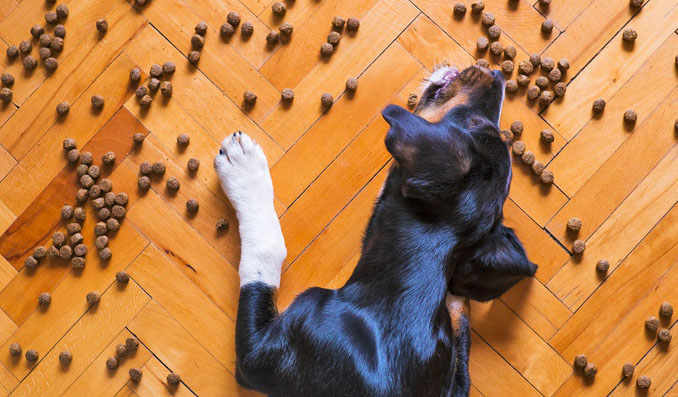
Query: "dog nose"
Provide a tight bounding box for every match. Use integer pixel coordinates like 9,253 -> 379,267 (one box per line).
491,69 -> 503,79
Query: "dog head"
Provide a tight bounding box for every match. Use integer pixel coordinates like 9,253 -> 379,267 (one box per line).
381,65 -> 536,300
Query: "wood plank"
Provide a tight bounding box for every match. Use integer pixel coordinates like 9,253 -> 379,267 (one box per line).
471,299 -> 571,395
63,329 -> 152,396
542,0 -> 678,139
122,25 -> 284,165
114,384 -> 137,397
0,361 -> 17,396
260,0 -> 420,149
127,245 -> 237,373
0,0 -> 17,21
126,189 -> 240,319
547,86 -> 678,247
10,282 -> 150,395
0,307 -> 16,347
0,254 -> 16,291
127,300 -> 256,396
547,35 -> 678,197
0,54 -> 138,216
270,42 -> 420,206
533,0 -> 596,31
547,144 -> 678,309
131,357 -> 194,397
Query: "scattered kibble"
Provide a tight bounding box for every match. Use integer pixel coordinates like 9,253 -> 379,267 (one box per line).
130,67 -> 141,83
75,207 -> 86,223
126,337 -> 139,350
186,199 -> 199,213
98,207 -> 111,220
266,31 -> 279,44
504,46 -> 517,59
346,17 -> 360,31
25,350 -> 39,362
658,328 -> 672,343
1,72 -> 14,87
476,59 -> 490,68
321,92 -> 333,107
540,170 -> 554,184
241,22 -> 254,36
99,247 -> 112,260
48,246 -> 59,257
554,82 -> 567,97
453,2 -> 466,15
637,375 -> 651,389
33,246 -> 47,260
501,60 -> 514,74
272,1 -> 286,16
38,292 -> 51,305
151,161 -> 166,176
91,95 -> 104,109
166,177 -> 180,191
505,80 -> 518,93
567,217 -> 582,232
194,21 -> 208,36
227,12 -> 241,27
279,22 -> 293,42
541,19 -> 554,33
81,174 -> 95,189
481,12 -> 495,26
39,47 -> 52,60
162,61 -> 175,75
622,28 -> 637,42
535,77 -> 549,91
630,0 -> 643,6
112,205 -> 126,219
177,133 -> 190,147
622,362 -> 634,378
116,270 -> 129,284
327,31 -> 341,46
67,149 -> 80,163
191,34 -> 205,49
660,302 -> 673,318
138,176 -> 151,191
0,87 -> 12,102
216,218 -> 229,232
62,205 -> 74,220
115,192 -> 128,206
23,55 -> 38,70
71,256 -> 86,269
531,161 -> 544,175
488,25 -> 500,40
30,25 -> 44,38
187,158 -> 200,172
101,151 -> 115,165
56,4 -> 69,19
57,101 -> 70,116
518,61 -> 533,75
66,222 -> 81,235
59,351 -> 72,365
623,109 -> 637,124
592,98 -> 606,113
107,218 -> 120,232
25,256 -> 38,269
512,141 -> 525,156
106,357 -> 118,370
584,363 -> 597,378
9,343 -> 21,357
96,19 -> 108,34
471,1 -> 484,13
129,367 -> 143,383
244,90 -> 257,105
6,45 -> 18,59
332,16 -> 346,29
548,68 -> 561,82
96,236 -> 109,250
538,91 -> 553,106
489,41 -> 503,56
188,51 -> 201,65
407,93 -> 418,109
135,86 -> 147,99
54,24 -> 66,38
574,354 -> 587,369
476,37 -> 489,52
572,239 -> 586,254
80,152 -> 93,165
596,259 -> 610,273
59,245 -> 73,260
74,244 -> 87,257
50,37 -> 64,52
70,233 -> 84,246
116,344 -> 128,358
167,372 -> 181,386
510,121 -> 523,136
320,42 -> 334,57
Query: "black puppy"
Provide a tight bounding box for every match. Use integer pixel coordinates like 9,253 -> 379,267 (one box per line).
214,65 -> 537,396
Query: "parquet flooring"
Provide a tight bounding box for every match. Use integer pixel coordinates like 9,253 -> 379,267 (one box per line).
0,0 -> 675,395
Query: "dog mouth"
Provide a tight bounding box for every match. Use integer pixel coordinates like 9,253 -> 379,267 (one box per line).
428,67 -> 460,100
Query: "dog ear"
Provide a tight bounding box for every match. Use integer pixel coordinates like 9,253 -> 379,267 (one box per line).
382,104 -> 430,165
449,225 -> 537,301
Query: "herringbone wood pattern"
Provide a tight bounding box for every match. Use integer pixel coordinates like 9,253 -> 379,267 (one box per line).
0,0 -> 676,395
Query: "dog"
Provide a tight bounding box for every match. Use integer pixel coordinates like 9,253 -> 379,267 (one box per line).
214,65 -> 537,396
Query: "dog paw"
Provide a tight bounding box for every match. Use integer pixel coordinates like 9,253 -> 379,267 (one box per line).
214,131 -> 272,214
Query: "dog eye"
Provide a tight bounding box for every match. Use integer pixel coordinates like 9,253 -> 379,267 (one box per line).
219,149 -> 224,155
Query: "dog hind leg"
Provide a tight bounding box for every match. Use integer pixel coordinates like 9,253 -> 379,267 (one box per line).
446,293 -> 471,397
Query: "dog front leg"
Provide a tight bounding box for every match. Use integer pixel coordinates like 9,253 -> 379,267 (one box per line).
215,132 -> 288,391
447,293 -> 471,397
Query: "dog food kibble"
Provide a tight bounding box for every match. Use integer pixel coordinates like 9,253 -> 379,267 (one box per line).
186,199 -> 199,212
279,22 -> 294,42
94,222 -> 107,237
52,23 -> 66,38
6,45 -> 18,59
521,150 -> 535,165
278,88 -> 295,104
660,301 -> 673,318
504,46 -> 517,60
50,37 -> 64,52
241,21 -> 254,36
116,271 -> 130,284
327,31 -> 341,46
518,61 -> 533,75
38,292 -> 51,305
538,129 -> 554,144
505,80 -> 518,93
624,109 -> 637,124
321,92 -> 334,107
74,244 -> 87,257
151,161 -> 165,176
103,192 -> 115,207
96,19 -> 108,34
32,246 -> 47,261
266,31 -> 280,45
116,344 -> 128,358
193,21 -> 208,36
39,47 -> 52,61
167,372 -> 181,386
548,68 -> 561,82
501,60 -> 514,74
59,245 -> 73,260
99,246 -> 112,261
481,12 -> 495,26
135,85 -> 147,99
86,291 -> 101,306
574,354 -> 587,369
330,16 -> 346,30
25,350 -> 39,362
147,64 -> 162,79
92,197 -> 105,210
527,85 -> 540,100
476,37 -> 489,51
243,90 -> 257,105
592,98 -> 606,113
130,67 -> 141,83
554,82 -> 567,97
188,51 -> 201,65
56,101 -> 70,116
78,152 -> 92,166
23,55 -> 38,70
98,179 -> 112,194
622,362 -> 635,378
637,375 -> 651,389
320,42 -> 334,57
527,161 -> 543,177
476,59 -> 490,68
0,87 -> 12,103
453,2 -> 467,15
106,357 -> 118,370
91,95 -> 104,109
67,149 -> 80,163
177,133 -> 190,147
540,170 -> 554,184
165,177 -> 180,191
126,337 -> 140,350
129,368 -> 143,383
45,245 -> 56,257
342,78 -> 358,93
93,235 -> 108,251
596,259 -> 610,273
346,17 -> 360,31
512,141 -> 526,156
407,93 -> 418,108
66,222 -> 81,235
510,121 -> 523,136
539,0 -> 551,4
70,233 -> 84,246
541,19 -> 554,33
114,192 -> 128,206
59,351 -> 72,365
98,207 -> 111,220
74,207 -> 86,223
77,164 -> 89,177
272,1 -> 286,16
61,205 -> 74,220
139,94 -> 152,108
216,218 -> 229,232
539,91 -> 553,106
573,239 -> 586,254
31,25 -> 44,38
88,165 -> 101,179
630,0 -> 643,6
71,256 -> 86,270
53,232 -> 66,247
56,3 -> 69,19
25,256 -> 38,269
138,176 -> 151,191
488,25 -> 501,40
45,10 -> 58,24
191,34 -> 205,50
101,151 -> 115,165
9,343 -> 21,356
490,41 -> 503,56
584,363 -> 597,378
471,1 -> 485,13
137,162 -> 151,176
658,328 -> 672,343
622,29 -> 637,42
132,133 -> 145,145
112,205 -> 126,219
226,12 -> 241,28
1,72 -> 14,87
529,54 -> 541,69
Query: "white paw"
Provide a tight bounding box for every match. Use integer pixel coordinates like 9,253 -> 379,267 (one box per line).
214,131 -> 272,214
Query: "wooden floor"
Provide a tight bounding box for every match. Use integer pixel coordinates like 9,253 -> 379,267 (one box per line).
0,0 -> 676,395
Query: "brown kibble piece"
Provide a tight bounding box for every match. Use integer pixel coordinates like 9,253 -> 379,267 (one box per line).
80,152 -> 93,165
99,179 -> 112,193
540,129 -> 555,144
521,150 -> 535,165
149,64 -> 162,78
592,98 -> 606,113
660,301 -> 673,318
57,101 -> 70,116
511,141 -> 525,156
187,158 -> 200,172
622,362 -> 634,378
476,59 -> 490,68
346,17 -> 360,31
281,88 -> 294,102
116,344 -> 128,358
23,55 -> 38,70
407,94 -> 417,109
116,270 -> 129,283
624,109 -> 637,124
453,2 -> 467,15
59,245 -> 73,260
129,368 -> 143,383
38,292 -> 51,305
658,328 -> 672,343
26,350 -> 39,362
481,12 -> 494,26
488,25 -> 500,40
33,246 -> 47,259
584,363 -> 597,378
540,170 -> 554,184
540,57 -> 555,73
50,37 -> 64,52
66,222 -> 81,235
166,177 -> 180,191
104,192 -> 115,206
558,58 -> 570,72
572,239 -> 586,254
39,46 -> 52,60
146,78 -> 159,91
518,61 -> 533,75
87,291 -> 101,306
188,51 -> 200,65
1,72 -> 14,87
476,37 -> 489,51
70,233 -> 84,246
167,373 -> 181,386
138,176 -> 151,191
59,351 -> 72,365
531,161 -> 544,175
61,205 -> 74,220
505,80 -> 517,93
194,21 -> 208,36
99,247 -> 112,260
541,19 -> 554,33
67,149 -> 80,163
139,161 -> 152,175
115,192 -> 128,206
186,199 -> 199,212
112,205 -> 126,219
98,207 -> 111,220
471,1 -> 484,13
152,161 -> 166,175
535,77 -> 549,91
106,357 -> 118,370
9,343 -> 21,356
133,133 -> 145,144
596,259 -> 610,273
567,217 -> 582,232
327,31 -> 341,46
25,256 -> 38,269
139,94 -> 152,108
320,42 -> 334,57
107,218 -> 120,232
510,121 -> 523,136
266,31 -> 279,45
177,133 -> 190,147
72,256 -> 85,270
637,375 -> 651,389
539,91 -> 553,106
321,92 -> 333,107
573,354 -> 587,369
96,235 -> 109,250
554,82 -> 567,97
92,197 -> 105,210
622,28 -> 637,42
6,46 -> 18,59
135,85 -> 147,99
279,22 -> 293,42
45,11 -> 58,24
241,22 -> 253,36
126,337 -> 139,350
74,244 -> 87,257
217,218 -> 229,232
0,87 -> 12,103
501,60 -> 514,74
162,61 -> 175,75
96,19 -> 108,34
227,12 -> 240,27
489,41 -> 503,56
91,95 -> 104,109
53,232 -> 66,247
130,67 -> 141,83
244,90 -> 257,104
630,0 -> 643,6
81,174 -> 94,189
504,46 -> 517,59
191,34 -> 204,49
56,4 -> 69,19
101,151 -> 115,165
272,2 -> 286,16
76,165 -> 88,178
548,68 -> 561,82
332,16 -> 346,29
31,25 -> 44,38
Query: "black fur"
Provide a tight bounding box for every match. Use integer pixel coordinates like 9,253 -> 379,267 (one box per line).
235,66 -> 536,396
